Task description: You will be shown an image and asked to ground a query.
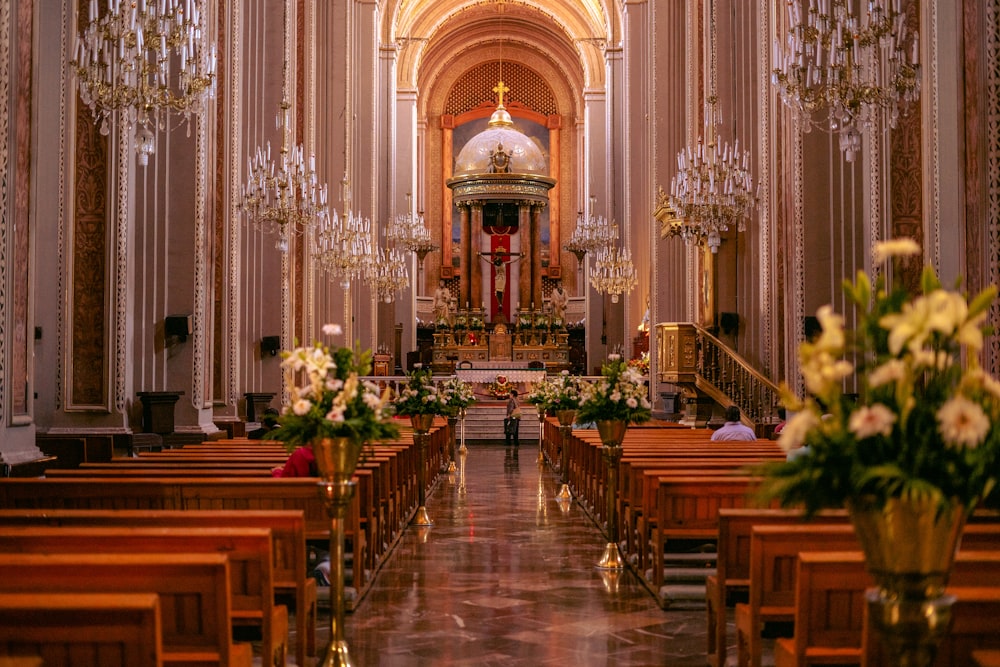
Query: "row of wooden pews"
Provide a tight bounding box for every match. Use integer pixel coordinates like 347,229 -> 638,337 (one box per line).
710,508 -> 1000,667
0,420 -> 449,666
544,419 -> 785,599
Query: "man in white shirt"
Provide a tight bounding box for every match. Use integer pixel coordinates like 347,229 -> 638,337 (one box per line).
710,405 -> 757,442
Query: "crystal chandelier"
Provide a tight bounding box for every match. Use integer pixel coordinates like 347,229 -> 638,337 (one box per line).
315,210 -> 373,289
564,198 -> 619,262
71,0 -> 217,162
666,99 -> 755,254
366,245 -> 410,303
665,0 -> 754,254
239,2 -> 328,249
771,0 -> 920,161
588,245 -> 637,304
388,194 -> 438,263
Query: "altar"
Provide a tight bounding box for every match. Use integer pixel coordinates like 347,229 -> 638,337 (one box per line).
454,361 -> 547,384
429,316 -> 571,376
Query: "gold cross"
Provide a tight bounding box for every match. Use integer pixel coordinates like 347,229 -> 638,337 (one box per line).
493,80 -> 509,107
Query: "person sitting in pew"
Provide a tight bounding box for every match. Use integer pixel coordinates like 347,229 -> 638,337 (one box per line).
710,405 -> 757,442
271,445 -> 318,477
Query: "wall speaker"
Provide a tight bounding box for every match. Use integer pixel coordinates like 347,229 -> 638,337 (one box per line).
804,315 -> 821,341
719,312 -> 739,336
261,335 -> 281,358
164,314 -> 193,341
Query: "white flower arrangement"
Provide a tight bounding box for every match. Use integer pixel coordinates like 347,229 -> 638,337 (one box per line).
760,239 -> 1000,515
576,355 -> 652,425
267,325 -> 399,450
438,376 -> 477,416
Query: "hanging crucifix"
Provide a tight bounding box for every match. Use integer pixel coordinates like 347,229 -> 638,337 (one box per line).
477,246 -> 524,312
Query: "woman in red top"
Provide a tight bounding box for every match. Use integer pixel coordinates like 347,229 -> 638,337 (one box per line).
271,446 -> 318,477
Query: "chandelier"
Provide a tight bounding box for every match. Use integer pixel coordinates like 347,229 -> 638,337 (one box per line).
239,3 -> 328,248
665,0 -> 754,254
665,99 -> 755,254
388,194 -> 438,262
71,0 -> 217,162
588,245 -> 637,304
564,199 -> 619,262
367,245 -> 410,303
315,210 -> 373,289
771,0 -> 920,161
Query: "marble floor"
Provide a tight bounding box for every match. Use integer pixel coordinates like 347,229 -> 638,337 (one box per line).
316,444 -> 712,666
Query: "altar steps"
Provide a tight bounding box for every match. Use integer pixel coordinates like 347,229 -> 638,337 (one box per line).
461,401 -> 539,442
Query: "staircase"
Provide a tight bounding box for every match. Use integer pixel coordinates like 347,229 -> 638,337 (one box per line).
460,402 -> 542,443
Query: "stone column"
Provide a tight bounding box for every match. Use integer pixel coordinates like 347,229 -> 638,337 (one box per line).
470,204 -> 484,309
459,204 -> 472,308
530,205 -> 543,308
519,204 -> 532,309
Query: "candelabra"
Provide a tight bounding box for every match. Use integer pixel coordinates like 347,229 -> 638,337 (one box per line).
71,0 -> 217,163
772,0 -> 920,162
666,99 -> 755,254
589,245 -> 637,304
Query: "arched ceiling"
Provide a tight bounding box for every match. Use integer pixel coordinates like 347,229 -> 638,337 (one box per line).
383,0 -> 619,92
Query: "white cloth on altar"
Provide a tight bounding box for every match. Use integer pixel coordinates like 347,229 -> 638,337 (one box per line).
455,368 -> 546,384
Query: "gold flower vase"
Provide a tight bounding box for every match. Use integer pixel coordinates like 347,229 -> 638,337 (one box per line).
313,436 -> 364,667
555,409 -> 577,501
849,496 -> 968,667
596,419 -> 627,570
410,413 -> 436,526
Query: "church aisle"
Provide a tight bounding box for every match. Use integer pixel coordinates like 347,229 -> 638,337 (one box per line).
333,444 -> 707,665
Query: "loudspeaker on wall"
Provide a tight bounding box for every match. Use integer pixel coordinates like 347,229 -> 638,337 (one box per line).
261,335 -> 281,358
164,315 -> 193,341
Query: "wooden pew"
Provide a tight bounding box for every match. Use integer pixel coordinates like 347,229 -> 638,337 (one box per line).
706,509 -> 849,667
647,475 -> 764,595
736,525 -> 865,667
0,552 -> 251,667
742,526 -> 1000,667
0,592 -> 163,667
0,526 -> 286,667
0,509 -> 315,667
777,552 -> 1000,667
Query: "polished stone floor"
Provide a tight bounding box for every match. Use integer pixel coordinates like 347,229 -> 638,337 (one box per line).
316,444 -> 710,666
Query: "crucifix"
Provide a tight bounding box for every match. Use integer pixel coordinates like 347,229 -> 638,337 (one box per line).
493,80 -> 509,107
478,247 -> 524,311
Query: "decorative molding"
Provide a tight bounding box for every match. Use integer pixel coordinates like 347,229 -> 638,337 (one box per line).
757,0 -> 772,376
791,119 -> 805,398
927,0 -> 942,267
56,0 -> 69,411
114,117 -> 129,414
227,0 -> 240,405
0,0 -> 9,420
192,92 -> 208,409
986,0 -> 1000,374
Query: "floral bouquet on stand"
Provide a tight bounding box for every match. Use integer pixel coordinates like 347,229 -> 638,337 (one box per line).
526,370 -> 586,415
576,355 -> 652,427
393,365 -> 448,418
758,239 -> 1000,515
756,239 -> 1000,665
439,377 -> 477,417
266,323 -> 399,452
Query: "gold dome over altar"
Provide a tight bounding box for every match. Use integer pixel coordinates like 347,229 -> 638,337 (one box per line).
453,82 -> 548,177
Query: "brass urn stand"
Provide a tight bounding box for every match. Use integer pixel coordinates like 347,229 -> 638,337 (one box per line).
595,419 -> 627,570
313,437 -> 363,667
537,408 -> 547,463
555,410 -> 577,501
850,497 -> 967,667
410,414 -> 435,526
445,415 -> 458,473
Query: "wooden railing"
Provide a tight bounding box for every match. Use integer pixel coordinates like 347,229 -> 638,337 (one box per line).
655,322 -> 781,427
